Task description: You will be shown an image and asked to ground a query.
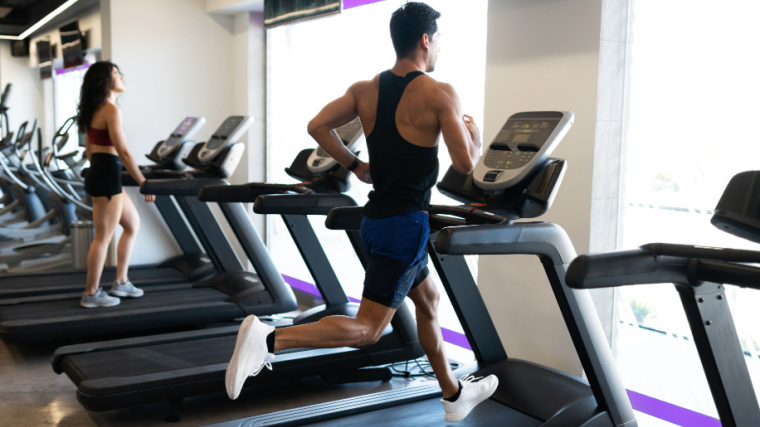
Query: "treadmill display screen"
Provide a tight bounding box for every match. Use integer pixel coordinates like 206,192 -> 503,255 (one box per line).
166,117 -> 197,147
207,117 -> 244,150
484,118 -> 559,170
512,133 -> 530,143
175,117 -> 197,136
336,118 -> 362,142
316,118 -> 362,157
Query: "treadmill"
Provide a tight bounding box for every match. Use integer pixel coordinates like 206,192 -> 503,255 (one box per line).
0,117 -> 214,297
216,112 -> 637,426
0,116 -> 297,344
565,170 -> 760,427
51,119 -> 423,413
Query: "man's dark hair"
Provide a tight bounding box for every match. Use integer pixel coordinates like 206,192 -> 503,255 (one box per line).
390,2 -> 441,60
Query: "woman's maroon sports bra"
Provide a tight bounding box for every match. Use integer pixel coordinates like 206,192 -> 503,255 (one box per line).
87,127 -> 113,147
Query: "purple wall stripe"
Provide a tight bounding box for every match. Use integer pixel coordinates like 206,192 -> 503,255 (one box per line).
281,274 -> 467,346
626,390 -> 721,426
282,274 -> 319,295
441,327 -> 471,350
343,0 -> 385,10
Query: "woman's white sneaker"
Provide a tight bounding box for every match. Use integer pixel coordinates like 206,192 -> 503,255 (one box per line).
441,374 -> 499,423
225,315 -> 275,400
80,288 -> 121,308
110,280 -> 144,298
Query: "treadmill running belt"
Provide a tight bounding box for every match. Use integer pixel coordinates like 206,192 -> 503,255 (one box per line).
65,335 -> 233,380
209,386 -> 542,427
0,266 -> 190,294
0,287 -> 243,342
304,398 -> 541,427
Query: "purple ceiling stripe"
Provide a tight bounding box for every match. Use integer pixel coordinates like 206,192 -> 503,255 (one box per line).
626,390 -> 721,427
55,62 -> 89,75
343,0 -> 385,10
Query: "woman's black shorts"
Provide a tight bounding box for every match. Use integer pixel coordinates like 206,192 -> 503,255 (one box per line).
85,153 -> 123,200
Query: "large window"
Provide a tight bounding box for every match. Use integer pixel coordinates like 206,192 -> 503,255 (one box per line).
53,66 -> 87,151
618,0 -> 760,423
267,0 -> 488,361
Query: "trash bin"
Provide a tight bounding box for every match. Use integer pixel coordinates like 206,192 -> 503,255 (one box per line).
71,220 -> 93,269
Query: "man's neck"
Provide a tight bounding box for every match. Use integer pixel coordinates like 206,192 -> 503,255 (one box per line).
390,57 -> 426,76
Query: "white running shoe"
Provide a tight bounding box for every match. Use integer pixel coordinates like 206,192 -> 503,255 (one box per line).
441,374 -> 499,423
225,315 -> 275,400
80,288 -> 121,308
110,280 -> 144,298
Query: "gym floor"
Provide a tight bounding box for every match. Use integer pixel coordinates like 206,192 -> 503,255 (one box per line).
0,332 -> 438,426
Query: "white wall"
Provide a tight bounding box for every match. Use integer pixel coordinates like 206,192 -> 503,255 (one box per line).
229,11 -> 266,237
480,0 -> 603,376
102,0 -> 232,264
101,0 -> 265,265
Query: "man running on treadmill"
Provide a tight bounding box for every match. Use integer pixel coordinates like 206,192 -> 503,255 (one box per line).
227,2 -> 497,423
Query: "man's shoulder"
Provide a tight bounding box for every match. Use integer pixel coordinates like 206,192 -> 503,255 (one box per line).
426,76 -> 455,94
413,76 -> 456,105
350,74 -> 381,93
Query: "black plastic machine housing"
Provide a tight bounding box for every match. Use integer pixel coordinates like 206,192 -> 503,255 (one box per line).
711,170 -> 760,243
225,112 -> 636,426
566,170 -> 760,427
0,117 -> 296,344
51,121 -> 423,412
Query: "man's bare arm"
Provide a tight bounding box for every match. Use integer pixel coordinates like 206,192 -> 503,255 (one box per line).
307,83 -> 372,183
436,83 -> 481,174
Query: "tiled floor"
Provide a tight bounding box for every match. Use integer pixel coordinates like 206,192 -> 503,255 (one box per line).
0,335 -> 437,426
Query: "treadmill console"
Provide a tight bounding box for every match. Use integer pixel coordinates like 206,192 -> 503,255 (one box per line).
197,116 -> 253,163
146,116 -> 206,170
157,116 -> 205,159
307,117 -> 364,174
473,111 -> 573,194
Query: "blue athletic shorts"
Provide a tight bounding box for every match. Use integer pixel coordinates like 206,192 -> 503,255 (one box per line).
360,211 -> 430,309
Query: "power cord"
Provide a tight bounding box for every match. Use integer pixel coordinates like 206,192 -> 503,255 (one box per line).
385,357 -> 462,379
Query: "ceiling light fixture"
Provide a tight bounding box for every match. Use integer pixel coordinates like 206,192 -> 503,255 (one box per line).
0,0 -> 79,40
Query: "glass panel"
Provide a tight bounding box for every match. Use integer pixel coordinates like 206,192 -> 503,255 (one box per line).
53,66 -> 88,153
619,0 -> 760,420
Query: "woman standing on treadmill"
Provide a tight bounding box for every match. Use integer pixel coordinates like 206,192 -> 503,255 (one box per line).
77,61 -> 155,308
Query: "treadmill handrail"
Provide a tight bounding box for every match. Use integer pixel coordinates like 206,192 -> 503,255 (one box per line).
254,193 -> 356,216
566,244 -> 760,290
323,204 -> 509,232
199,182 -> 313,203
141,177 -> 226,196
641,242 -> 760,263
566,248 -> 695,289
429,204 -> 509,225
325,206 -> 362,230
435,221 -> 577,265
691,258 -> 760,290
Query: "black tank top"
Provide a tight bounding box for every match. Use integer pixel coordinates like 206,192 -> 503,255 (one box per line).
363,70 -> 439,219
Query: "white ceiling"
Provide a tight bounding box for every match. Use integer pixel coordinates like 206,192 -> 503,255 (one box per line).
205,0 -> 264,14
